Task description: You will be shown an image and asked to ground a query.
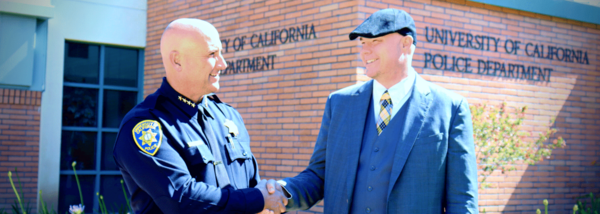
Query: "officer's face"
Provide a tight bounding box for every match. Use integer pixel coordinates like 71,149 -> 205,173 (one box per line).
183,30 -> 227,96
359,33 -> 404,82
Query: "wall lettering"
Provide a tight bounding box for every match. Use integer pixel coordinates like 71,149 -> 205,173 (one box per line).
423,26 -> 590,82
221,23 -> 317,75
423,53 -> 551,81
222,54 -> 276,75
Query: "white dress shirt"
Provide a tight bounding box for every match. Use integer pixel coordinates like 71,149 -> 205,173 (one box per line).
372,69 -> 416,122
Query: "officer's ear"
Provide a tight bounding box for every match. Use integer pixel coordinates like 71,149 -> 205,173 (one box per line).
170,50 -> 182,71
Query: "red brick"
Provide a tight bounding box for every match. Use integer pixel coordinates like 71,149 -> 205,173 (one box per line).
130,1 -> 600,214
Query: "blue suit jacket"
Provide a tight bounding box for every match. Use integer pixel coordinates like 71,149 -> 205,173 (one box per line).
282,74 -> 479,213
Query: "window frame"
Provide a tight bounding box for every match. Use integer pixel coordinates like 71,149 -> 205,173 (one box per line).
60,41 -> 144,213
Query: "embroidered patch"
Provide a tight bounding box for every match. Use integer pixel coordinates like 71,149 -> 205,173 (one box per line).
132,120 -> 163,156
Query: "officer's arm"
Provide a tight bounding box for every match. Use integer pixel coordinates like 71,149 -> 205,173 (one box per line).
114,118 -> 264,214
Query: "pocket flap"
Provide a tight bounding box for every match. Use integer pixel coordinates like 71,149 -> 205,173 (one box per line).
225,137 -> 252,162
187,141 -> 215,164
419,132 -> 444,141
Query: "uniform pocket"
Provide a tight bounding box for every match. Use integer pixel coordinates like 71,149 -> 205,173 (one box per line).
186,141 -> 215,165
224,137 -> 252,162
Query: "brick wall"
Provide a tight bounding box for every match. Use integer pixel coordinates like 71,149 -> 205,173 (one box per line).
145,0 -> 600,213
411,0 -> 600,213
0,89 -> 41,211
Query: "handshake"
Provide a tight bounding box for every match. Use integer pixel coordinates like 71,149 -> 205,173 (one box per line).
256,179 -> 290,214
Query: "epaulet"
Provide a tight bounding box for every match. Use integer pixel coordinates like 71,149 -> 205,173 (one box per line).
207,94 -> 232,107
144,91 -> 161,109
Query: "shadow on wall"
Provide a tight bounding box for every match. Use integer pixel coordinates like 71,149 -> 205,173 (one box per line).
480,74 -> 600,214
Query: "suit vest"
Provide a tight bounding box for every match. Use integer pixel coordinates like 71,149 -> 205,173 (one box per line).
350,95 -> 411,214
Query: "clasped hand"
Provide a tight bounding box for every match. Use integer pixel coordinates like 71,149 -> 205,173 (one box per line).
256,179 -> 287,214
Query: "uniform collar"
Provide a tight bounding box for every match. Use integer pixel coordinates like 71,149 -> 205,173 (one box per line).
157,77 -> 213,119
198,94 -> 214,120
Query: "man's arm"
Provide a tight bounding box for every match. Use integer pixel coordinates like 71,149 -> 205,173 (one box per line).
266,95 -> 335,211
220,100 -> 289,214
114,118 -> 267,214
445,98 -> 479,213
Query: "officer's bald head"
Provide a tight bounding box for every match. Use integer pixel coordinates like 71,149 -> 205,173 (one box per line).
160,18 -> 227,102
160,18 -> 219,59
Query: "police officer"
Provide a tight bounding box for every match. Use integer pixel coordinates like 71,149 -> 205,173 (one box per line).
113,18 -> 288,214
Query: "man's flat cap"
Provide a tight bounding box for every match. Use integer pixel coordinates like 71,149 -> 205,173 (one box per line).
349,8 -> 417,45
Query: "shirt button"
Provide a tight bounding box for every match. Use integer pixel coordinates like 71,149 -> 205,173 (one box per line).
366,207 -> 371,213
243,152 -> 247,156
374,147 -> 379,152
370,166 -> 376,171
368,186 -> 372,191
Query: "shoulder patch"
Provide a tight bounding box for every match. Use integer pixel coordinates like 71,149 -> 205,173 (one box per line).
132,120 -> 163,156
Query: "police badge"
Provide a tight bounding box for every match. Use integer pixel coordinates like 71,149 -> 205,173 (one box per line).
223,119 -> 239,137
132,120 -> 163,156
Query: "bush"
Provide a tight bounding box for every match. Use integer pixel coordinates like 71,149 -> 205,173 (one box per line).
536,193 -> 599,214
470,103 -> 565,188
6,161 -> 131,214
575,193 -> 599,214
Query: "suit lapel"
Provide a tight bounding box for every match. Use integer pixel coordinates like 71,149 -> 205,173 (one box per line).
342,80 -> 373,205
387,74 -> 432,198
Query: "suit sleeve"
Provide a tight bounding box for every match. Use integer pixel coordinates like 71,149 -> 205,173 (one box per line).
113,118 -> 264,214
280,95 -> 333,211
445,98 -> 479,213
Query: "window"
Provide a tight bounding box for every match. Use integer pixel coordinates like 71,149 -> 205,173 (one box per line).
59,41 -> 143,213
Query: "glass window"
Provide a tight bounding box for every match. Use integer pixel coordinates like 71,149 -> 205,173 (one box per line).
60,131 -> 97,170
58,175 -> 95,214
101,133 -> 118,170
62,87 -> 98,127
104,47 -> 138,87
60,41 -> 142,213
64,42 -> 100,84
102,90 -> 137,128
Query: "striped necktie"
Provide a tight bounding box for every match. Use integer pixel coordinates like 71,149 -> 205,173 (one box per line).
376,90 -> 393,135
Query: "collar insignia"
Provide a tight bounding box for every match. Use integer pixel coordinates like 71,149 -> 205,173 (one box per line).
224,119 -> 239,137
132,120 -> 163,156
178,96 -> 196,108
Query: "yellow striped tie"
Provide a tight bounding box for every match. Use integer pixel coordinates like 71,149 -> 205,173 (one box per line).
376,91 -> 393,135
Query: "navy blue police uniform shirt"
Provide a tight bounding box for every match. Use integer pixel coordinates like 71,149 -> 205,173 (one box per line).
113,78 -> 264,214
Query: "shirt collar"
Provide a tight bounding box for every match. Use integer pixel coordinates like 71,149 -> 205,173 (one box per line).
373,68 -> 415,105
157,77 -> 213,119
199,94 -> 214,120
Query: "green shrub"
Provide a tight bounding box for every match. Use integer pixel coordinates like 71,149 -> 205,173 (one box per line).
6,161 -> 132,214
470,103 -> 565,188
575,193 -> 599,214
536,194 -> 599,214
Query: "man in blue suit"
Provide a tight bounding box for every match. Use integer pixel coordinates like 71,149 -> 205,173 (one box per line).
267,9 -> 478,213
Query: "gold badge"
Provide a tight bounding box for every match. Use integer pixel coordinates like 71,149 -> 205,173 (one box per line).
132,120 -> 163,156
224,119 -> 239,137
